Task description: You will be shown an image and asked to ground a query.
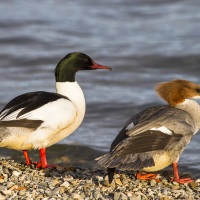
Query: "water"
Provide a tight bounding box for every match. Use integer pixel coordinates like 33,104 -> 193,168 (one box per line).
0,0 -> 200,172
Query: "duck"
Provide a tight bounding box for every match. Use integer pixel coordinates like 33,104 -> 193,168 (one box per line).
96,79 -> 200,184
0,52 -> 111,168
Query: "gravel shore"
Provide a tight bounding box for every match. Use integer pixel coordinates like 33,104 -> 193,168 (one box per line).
0,157 -> 200,200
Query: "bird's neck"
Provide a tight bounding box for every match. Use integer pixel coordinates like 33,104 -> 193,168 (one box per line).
175,99 -> 200,131
56,81 -> 86,119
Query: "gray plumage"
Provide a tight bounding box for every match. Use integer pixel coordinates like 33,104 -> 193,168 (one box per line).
97,106 -> 195,171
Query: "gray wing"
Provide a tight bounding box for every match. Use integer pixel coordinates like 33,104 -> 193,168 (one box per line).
109,106 -> 168,151
0,119 -> 43,129
127,106 -> 195,136
97,106 -> 195,170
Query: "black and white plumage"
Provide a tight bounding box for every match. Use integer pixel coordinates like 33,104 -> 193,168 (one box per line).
0,52 -> 111,168
97,79 -> 200,184
0,91 -> 72,148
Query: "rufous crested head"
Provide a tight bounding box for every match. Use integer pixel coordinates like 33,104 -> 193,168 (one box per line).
155,79 -> 200,106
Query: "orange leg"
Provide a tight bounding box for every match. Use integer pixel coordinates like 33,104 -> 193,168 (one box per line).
136,171 -> 160,182
23,148 -> 58,169
34,148 -> 48,168
172,162 -> 194,184
34,148 -> 58,169
22,150 -> 32,165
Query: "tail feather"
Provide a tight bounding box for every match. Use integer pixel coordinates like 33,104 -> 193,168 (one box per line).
97,152 -> 155,171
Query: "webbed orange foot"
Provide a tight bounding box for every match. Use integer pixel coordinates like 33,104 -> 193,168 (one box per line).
171,177 -> 194,184
172,162 -> 194,184
136,171 -> 160,182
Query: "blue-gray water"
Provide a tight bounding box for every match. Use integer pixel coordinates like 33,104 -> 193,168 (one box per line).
0,0 -> 200,172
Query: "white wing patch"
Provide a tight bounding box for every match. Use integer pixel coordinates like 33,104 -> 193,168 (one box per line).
126,122 -> 134,130
150,126 -> 172,135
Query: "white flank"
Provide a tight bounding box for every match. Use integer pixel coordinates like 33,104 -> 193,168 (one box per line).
150,126 -> 172,135
0,81 -> 86,150
126,122 -> 134,130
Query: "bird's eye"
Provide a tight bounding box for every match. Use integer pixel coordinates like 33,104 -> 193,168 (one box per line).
83,58 -> 88,62
196,88 -> 200,93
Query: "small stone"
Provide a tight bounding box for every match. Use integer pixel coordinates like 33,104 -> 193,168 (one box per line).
159,195 -> 171,200
52,179 -> 60,186
150,179 -> 157,187
115,178 -> 123,186
161,188 -> 168,195
114,192 -> 127,200
9,185 -> 18,191
93,191 -> 101,199
0,186 -> 6,191
17,187 -> 27,191
19,174 -> 26,181
127,192 -> 133,197
114,174 -> 120,179
172,185 -> 180,190
39,171 -> 45,176
95,175 -> 103,182
63,175 -> 73,182
0,194 -> 5,200
2,190 -> 12,195
19,190 -> 26,196
149,191 -> 154,196
44,190 -> 52,197
50,171 -> 60,177
60,181 -> 70,188
72,193 -> 84,200
56,166 -> 65,173
122,179 -> 129,185
59,187 -> 65,194
189,182 -> 198,189
52,187 -> 61,195
12,171 -> 21,177
172,181 -> 179,186
133,188 -> 138,192
48,184 -> 55,190
0,179 -> 5,183
114,192 -> 121,200
162,179 -> 169,185
72,179 -> 79,185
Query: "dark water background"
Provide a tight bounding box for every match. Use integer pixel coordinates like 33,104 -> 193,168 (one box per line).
0,0 -> 200,174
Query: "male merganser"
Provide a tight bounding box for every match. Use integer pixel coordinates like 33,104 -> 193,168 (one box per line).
97,79 -> 200,184
0,52 -> 111,168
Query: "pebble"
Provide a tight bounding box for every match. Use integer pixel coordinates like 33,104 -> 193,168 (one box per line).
0,157 -> 199,200
12,170 -> 21,177
93,191 -> 102,199
115,178 -> 123,186
60,181 -> 70,188
150,179 -> 157,186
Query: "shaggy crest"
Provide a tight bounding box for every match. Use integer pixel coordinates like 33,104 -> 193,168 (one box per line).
155,79 -> 200,106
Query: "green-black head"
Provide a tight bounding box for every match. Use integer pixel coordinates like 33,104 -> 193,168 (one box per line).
55,52 -> 111,82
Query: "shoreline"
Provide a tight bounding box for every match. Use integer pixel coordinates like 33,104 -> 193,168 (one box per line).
0,145 -> 200,199
0,158 -> 200,199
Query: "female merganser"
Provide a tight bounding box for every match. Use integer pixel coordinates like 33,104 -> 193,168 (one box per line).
97,79 -> 200,184
0,52 -> 111,168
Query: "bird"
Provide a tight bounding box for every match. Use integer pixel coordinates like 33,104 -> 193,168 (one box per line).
0,52 -> 111,168
96,79 -> 200,184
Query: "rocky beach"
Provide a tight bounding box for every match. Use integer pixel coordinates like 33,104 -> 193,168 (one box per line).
0,145 -> 200,200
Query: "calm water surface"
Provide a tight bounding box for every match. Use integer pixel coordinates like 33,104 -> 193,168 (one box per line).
0,0 -> 200,172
